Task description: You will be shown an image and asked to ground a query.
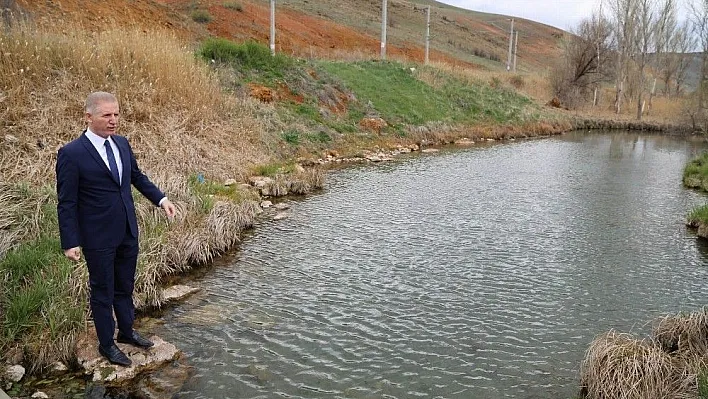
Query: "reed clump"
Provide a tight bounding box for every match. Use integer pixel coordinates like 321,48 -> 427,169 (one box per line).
580,309 -> 708,398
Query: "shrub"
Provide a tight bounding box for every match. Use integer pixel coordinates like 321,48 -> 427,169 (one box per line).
282,129 -> 300,145
190,9 -> 212,23
223,2 -> 243,11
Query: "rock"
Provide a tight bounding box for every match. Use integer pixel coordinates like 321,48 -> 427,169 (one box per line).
76,335 -> 179,384
273,212 -> 289,221
421,148 -> 440,153
224,179 -> 238,186
274,202 -> 290,210
5,365 -> 25,383
455,138 -> 474,146
52,361 -> 68,372
294,164 -> 306,173
248,176 -> 274,188
162,285 -> 201,303
132,358 -> 191,399
260,200 -> 273,209
31,392 -> 49,399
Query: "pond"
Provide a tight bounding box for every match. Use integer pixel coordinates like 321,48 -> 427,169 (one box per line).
157,131 -> 708,399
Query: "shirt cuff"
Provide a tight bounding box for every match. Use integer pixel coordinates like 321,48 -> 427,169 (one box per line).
158,197 -> 167,207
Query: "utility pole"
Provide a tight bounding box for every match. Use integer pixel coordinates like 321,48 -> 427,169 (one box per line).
506,18 -> 514,71
593,1 -> 602,107
513,30 -> 518,72
425,5 -> 431,65
381,0 -> 388,60
270,0 -> 275,56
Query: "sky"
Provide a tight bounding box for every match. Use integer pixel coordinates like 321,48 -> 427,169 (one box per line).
436,0 -> 697,32
436,0 -> 602,31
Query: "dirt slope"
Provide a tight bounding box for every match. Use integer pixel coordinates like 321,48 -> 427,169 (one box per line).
12,0 -> 565,72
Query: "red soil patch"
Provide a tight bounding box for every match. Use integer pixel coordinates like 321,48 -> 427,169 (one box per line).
157,0 -> 478,68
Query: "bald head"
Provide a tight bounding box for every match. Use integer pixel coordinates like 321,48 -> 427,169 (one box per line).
85,92 -> 118,115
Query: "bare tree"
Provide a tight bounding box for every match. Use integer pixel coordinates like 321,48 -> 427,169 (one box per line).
632,0 -> 660,120
661,21 -> 695,96
648,0 -> 676,110
688,0 -> 708,113
551,13 -> 614,108
608,0 -> 638,114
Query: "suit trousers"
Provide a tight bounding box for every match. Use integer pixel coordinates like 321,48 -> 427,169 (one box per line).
83,224 -> 138,348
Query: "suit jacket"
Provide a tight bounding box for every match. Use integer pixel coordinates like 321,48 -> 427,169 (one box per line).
56,132 -> 164,250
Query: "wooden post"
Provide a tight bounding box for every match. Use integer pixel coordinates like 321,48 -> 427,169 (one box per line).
381,0 -> 388,60
270,0 -> 276,56
506,18 -> 514,71
425,5 -> 430,65
513,30 -> 518,72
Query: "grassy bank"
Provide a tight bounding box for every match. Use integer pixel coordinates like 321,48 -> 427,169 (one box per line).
684,152 -> 708,236
0,18 -> 563,381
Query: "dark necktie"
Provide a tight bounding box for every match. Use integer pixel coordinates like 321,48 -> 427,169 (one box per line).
104,139 -> 120,183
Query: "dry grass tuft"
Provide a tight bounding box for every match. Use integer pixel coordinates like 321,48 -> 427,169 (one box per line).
0,183 -> 51,258
580,330 -> 675,399
653,309 -> 708,356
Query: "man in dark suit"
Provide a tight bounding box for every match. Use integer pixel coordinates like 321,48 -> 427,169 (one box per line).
56,92 -> 176,367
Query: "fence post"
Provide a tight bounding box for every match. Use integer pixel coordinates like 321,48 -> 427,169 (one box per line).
506,18 -> 514,71
270,0 -> 276,56
381,0 -> 388,60
425,5 -> 430,65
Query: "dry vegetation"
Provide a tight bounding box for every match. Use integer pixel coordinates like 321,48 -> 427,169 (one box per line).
0,19 -> 327,370
581,309 -> 708,398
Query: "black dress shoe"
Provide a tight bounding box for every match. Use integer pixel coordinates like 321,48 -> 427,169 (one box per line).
98,344 -> 132,367
117,330 -> 154,348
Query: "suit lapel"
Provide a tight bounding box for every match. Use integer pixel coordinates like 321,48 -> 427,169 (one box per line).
114,137 -> 130,187
80,132 -> 120,186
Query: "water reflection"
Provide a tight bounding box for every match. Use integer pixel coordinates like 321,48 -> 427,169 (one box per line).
158,131 -> 708,399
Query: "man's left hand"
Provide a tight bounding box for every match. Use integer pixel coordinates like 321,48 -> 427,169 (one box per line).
161,199 -> 176,219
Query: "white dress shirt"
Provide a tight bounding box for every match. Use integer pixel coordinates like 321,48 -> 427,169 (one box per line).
84,129 -> 167,206
85,129 -> 123,184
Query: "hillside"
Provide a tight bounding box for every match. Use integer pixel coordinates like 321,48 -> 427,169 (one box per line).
12,0 -> 566,73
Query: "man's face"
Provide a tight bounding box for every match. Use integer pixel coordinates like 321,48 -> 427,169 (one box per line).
86,100 -> 119,138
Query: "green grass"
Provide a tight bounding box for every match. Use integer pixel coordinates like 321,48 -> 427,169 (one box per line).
0,234 -> 84,348
700,370 -> 708,398
197,39 -> 293,80
252,162 -> 296,177
684,152 -> 708,191
684,153 -> 708,227
317,60 -> 533,127
187,174 -> 257,213
282,129 -> 301,145
688,204 -> 708,226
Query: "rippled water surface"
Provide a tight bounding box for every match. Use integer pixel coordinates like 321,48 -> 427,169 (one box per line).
159,132 -> 708,398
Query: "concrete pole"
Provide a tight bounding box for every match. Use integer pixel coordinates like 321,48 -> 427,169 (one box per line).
594,41 -> 600,106
425,5 -> 431,65
513,30 -> 518,72
381,0 -> 388,60
506,18 -> 514,71
270,0 -> 276,56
